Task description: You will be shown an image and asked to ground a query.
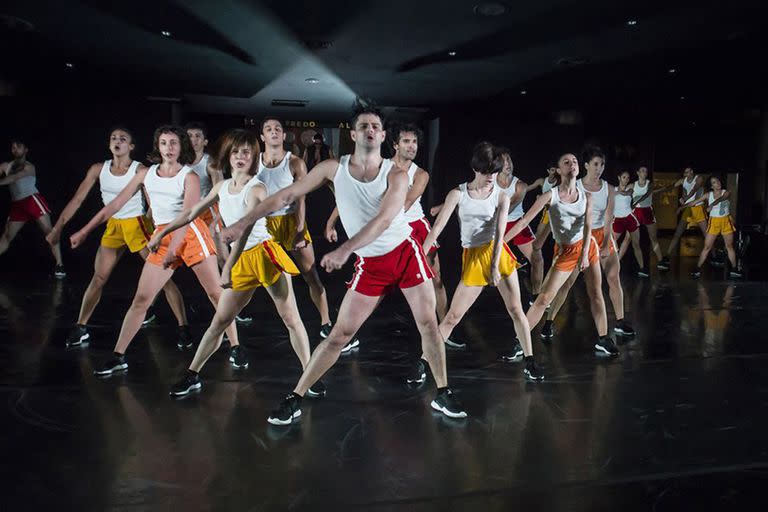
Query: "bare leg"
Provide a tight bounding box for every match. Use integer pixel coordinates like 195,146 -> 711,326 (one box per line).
190,256 -> 239,347
429,252 -> 449,322
617,231 -> 630,260
601,252 -> 625,321
545,267 -> 579,321
401,280 -> 448,387
292,243 -> 331,326
696,234 -> 718,268
138,248 -> 187,326
697,220 -> 708,236
497,272 -> 533,356
666,216 -> 689,257
0,220 -> 26,256
529,268 -> 575,329
265,274 -> 311,368
723,233 -> 737,267
629,229 -> 644,269
77,246 -> 125,324
35,215 -> 63,265
645,223 -> 663,261
437,282 -> 484,341
582,262 -> 608,336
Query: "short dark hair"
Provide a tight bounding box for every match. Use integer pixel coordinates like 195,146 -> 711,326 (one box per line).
581,144 -> 605,164
214,129 -> 260,176
313,132 -> 324,142
109,126 -> 135,142
350,98 -> 384,128
184,121 -> 208,139
148,125 -> 196,165
471,141 -> 504,175
10,137 -> 27,147
260,117 -> 283,133
390,122 -> 423,147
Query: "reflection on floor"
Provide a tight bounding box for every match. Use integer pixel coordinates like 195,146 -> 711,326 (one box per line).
1,251 -> 766,511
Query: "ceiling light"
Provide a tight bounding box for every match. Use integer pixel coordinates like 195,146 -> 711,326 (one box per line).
473,3 -> 509,17
668,68 -> 676,74
626,20 -> 637,26
680,96 -> 686,100
65,62 -> 73,68
305,78 -> 320,84
161,30 -> 171,37
520,90 -> 527,95
448,51 -> 457,56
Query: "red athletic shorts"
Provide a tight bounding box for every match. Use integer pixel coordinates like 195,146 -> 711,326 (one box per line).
346,237 -> 434,296
633,206 -> 656,225
504,218 -> 536,246
612,214 -> 639,235
8,193 -> 51,222
408,217 -> 439,255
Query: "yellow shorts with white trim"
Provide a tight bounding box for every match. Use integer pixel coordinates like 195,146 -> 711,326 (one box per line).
265,214 -> 312,251
231,239 -> 300,291
461,240 -> 518,287
684,205 -> 707,227
100,215 -> 154,253
707,216 -> 735,236
540,207 -> 550,226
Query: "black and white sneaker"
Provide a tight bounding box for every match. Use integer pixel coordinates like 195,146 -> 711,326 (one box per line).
235,314 -> 253,324
177,325 -> 193,349
690,269 -> 702,279
430,388 -> 467,418
524,357 -> 545,381
540,320 -> 554,339
54,265 -> 66,279
65,324 -> 90,346
93,355 -> 128,376
444,337 -> 467,350
229,345 -> 249,369
170,372 -> 202,396
637,267 -> 650,277
594,336 -> 619,356
500,339 -> 524,362
656,257 -> 670,271
406,358 -> 427,384
340,337 -> 360,353
267,393 -> 302,425
614,319 -> 636,336
729,269 -> 743,279
306,380 -> 327,398
319,322 -> 332,339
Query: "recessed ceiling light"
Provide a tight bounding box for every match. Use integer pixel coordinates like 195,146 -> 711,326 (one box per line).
161,30 -> 171,37
65,62 -> 73,68
626,20 -> 637,26
668,68 -> 677,74
680,96 -> 686,100
448,51 -> 457,56
520,90 -> 527,95
473,3 -> 509,17
305,78 -> 320,84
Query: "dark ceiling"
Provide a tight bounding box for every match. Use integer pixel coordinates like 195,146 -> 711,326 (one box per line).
1,0 -> 765,116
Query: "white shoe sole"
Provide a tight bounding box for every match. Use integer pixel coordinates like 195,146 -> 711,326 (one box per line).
340,339 -> 360,353
229,357 -> 249,369
67,333 -> 90,346
94,363 -> 128,376
170,382 -> 202,396
613,327 -> 635,336
267,409 -> 301,425
430,400 -> 467,418
306,387 -> 326,398
594,344 -> 618,356
524,369 -> 544,381
444,339 -> 466,349
406,373 -> 426,384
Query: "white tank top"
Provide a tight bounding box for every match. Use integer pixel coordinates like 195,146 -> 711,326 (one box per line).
8,163 -> 38,200
708,191 -> 730,218
99,160 -> 145,219
549,185 -> 586,246
541,176 -> 556,194
613,187 -> 634,218
682,175 -> 702,205
403,162 -> 426,222
257,152 -> 295,217
632,180 -> 653,208
578,179 -> 608,228
456,182 -> 500,248
218,176 -> 271,250
497,175 -> 525,221
144,164 -> 193,225
190,153 -> 212,198
333,155 -> 411,257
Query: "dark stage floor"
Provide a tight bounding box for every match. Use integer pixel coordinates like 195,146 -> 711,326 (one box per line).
1,245 -> 767,511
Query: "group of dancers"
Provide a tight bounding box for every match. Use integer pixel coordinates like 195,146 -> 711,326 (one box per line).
0,102 -> 741,424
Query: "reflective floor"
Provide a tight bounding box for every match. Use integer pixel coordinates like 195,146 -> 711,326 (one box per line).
1,243 -> 767,511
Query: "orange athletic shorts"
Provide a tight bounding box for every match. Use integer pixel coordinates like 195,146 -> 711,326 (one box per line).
591,227 -> 616,256
552,236 -> 599,272
147,217 -> 216,269
198,203 -> 221,231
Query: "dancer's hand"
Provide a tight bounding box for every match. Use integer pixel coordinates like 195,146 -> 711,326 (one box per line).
292,231 -> 308,251
221,224 -> 245,245
70,230 -> 86,249
325,224 -> 337,243
579,252 -> 590,271
490,266 -> 501,287
429,204 -> 443,217
220,268 -> 233,289
46,227 -> 61,246
161,252 -> 176,269
147,233 -> 163,253
320,246 -> 352,272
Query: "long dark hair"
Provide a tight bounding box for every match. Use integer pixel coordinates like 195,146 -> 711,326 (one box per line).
147,125 -> 195,165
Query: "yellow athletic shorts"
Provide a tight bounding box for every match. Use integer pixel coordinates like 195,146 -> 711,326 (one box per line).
461,240 -> 518,287
265,214 -> 312,251
684,205 -> 707,227
540,207 -> 550,226
230,239 -> 300,291
100,215 -> 154,253
707,216 -> 735,236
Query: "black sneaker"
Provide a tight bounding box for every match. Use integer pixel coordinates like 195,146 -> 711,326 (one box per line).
637,267 -> 650,277
614,319 -> 636,336
235,314 -> 253,324
142,307 -> 157,327
306,380 -> 327,398
267,393 -> 302,425
524,357 -> 545,381
500,339 -> 524,362
540,320 -> 554,339
444,337 -> 467,350
690,269 -> 702,279
319,322 -> 332,339
229,345 -> 249,369
729,269 -> 743,279
594,336 -> 619,356
656,257 -> 670,271
65,324 -> 90,346
406,358 -> 427,384
177,325 -> 193,349
170,372 -> 202,396
54,265 -> 66,279
340,337 -> 360,353
430,389 -> 467,418
93,355 -> 128,376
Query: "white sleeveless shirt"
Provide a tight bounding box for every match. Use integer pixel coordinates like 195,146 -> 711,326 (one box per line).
333,155 -> 411,257
218,176 -> 271,250
549,185 -> 587,246
7,163 -> 38,200
457,182 -> 500,248
682,175 -> 702,205
144,165 -> 193,225
613,187 -> 634,218
541,176 -> 556,194
632,180 -> 653,208
257,152 -> 295,217
99,160 -> 145,219
189,153 -> 212,198
403,162 -> 425,222
578,179 -> 608,228
708,191 -> 730,218
497,175 -> 524,221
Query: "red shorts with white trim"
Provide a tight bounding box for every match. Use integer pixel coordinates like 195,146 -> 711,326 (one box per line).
8,193 -> 51,222
612,214 -> 640,235
408,217 -> 439,255
504,218 -> 536,246
632,206 -> 656,225
147,217 -> 217,269
346,237 -> 434,297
